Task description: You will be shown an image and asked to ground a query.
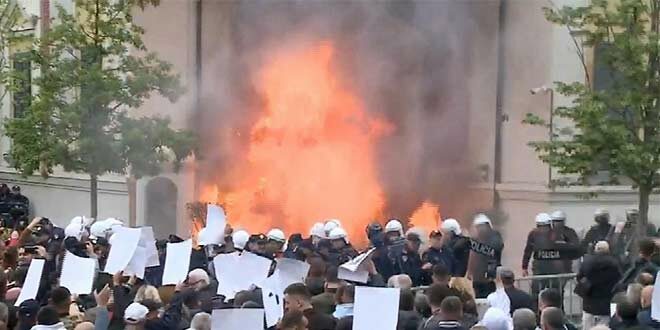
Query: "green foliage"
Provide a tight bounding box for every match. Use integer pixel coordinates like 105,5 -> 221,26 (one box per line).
3,0 -> 196,182
527,0 -> 660,192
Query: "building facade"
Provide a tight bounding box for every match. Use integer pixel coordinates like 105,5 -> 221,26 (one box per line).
1,0 -> 654,269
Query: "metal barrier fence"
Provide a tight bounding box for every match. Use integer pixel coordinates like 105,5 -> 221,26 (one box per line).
412,273 -> 582,317
515,273 -> 581,318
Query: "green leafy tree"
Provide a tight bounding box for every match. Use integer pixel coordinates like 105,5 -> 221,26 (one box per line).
3,0 -> 195,218
525,0 -> 660,239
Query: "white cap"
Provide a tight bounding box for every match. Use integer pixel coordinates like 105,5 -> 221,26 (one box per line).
385,219 -> 403,234
535,213 -> 551,225
441,219 -> 462,235
473,214 -> 492,226
550,210 -> 566,221
267,228 -> 286,243
124,302 -> 148,324
594,208 -> 609,216
232,230 -> 249,250
310,222 -> 326,238
324,221 -> 339,234
328,227 -> 348,242
64,222 -> 85,240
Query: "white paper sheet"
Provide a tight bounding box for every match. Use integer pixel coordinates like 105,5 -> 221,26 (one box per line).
162,239 -> 192,285
340,248 -> 375,272
124,247 -> 147,279
211,308 -> 265,330
139,227 -> 160,267
15,259 -> 44,306
103,227 -> 142,274
353,287 -> 400,330
60,252 -> 96,295
652,272 -> 660,321
261,283 -> 284,328
611,303 -> 617,317
338,267 -> 369,284
215,252 -> 272,299
273,258 -> 310,290
199,204 -> 227,246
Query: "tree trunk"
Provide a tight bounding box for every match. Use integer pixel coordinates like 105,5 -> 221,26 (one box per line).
90,174 -> 98,219
638,184 -> 651,241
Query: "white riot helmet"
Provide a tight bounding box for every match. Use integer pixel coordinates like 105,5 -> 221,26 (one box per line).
550,210 -> 567,222
310,222 -> 326,238
535,213 -> 551,226
473,214 -> 492,226
441,218 -> 462,235
70,216 -> 93,227
89,221 -> 111,239
324,221 -> 339,235
328,227 -> 349,243
385,219 -> 404,235
64,222 -> 85,240
232,230 -> 249,250
267,228 -> 286,243
328,219 -> 342,227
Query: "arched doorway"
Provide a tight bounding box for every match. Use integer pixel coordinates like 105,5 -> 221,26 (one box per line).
145,177 -> 178,239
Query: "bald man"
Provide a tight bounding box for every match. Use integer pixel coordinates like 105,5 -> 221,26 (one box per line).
637,285 -> 660,328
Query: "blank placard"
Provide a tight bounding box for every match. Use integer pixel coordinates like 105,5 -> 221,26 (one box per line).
162,240 -> 192,285
353,287 -> 400,330
211,308 -> 264,330
15,259 -> 45,306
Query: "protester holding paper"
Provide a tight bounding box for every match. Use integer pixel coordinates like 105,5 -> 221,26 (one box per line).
8,205 -> 660,330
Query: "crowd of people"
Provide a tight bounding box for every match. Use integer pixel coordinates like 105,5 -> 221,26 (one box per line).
0,203 -> 653,330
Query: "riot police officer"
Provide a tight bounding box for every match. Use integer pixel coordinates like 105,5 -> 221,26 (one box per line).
549,210 -> 582,270
523,213 -> 560,297
467,213 -> 504,298
441,218 -> 470,276
422,229 -> 455,284
384,219 -> 406,278
611,208 -> 657,269
327,227 -> 358,265
582,209 -> 613,254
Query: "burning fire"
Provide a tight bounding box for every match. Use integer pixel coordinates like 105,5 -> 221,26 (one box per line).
408,201 -> 442,236
199,42 -> 447,242
202,42 -> 391,240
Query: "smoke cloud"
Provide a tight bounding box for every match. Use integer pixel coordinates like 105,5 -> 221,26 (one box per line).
194,0 -> 499,229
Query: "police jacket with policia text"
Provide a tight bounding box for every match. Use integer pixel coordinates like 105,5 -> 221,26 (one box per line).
522,226 -> 556,275
468,229 -> 504,282
522,225 -> 581,275
551,224 -> 582,272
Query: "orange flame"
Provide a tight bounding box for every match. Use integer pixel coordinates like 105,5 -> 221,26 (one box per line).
409,201 -> 442,235
203,42 -> 393,240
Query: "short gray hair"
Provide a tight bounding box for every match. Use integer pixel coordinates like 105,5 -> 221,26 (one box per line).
387,274 -> 413,289
190,312 -> 211,330
513,308 -> 536,330
595,241 -> 610,254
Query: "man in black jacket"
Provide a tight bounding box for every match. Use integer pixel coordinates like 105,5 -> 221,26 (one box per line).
616,238 -> 660,292
500,268 -> 534,315
582,209 -> 613,254
284,283 -> 336,330
577,241 -> 621,330
420,294 -> 466,330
